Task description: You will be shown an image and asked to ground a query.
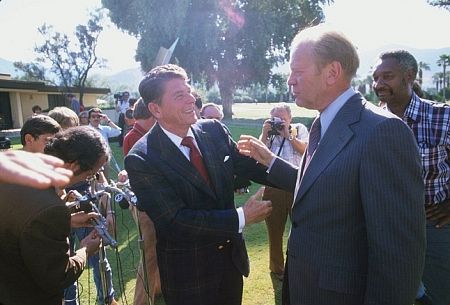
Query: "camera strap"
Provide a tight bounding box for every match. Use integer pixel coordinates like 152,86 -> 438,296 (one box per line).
276,137 -> 286,156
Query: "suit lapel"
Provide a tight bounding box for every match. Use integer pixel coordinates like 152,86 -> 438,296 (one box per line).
294,94 -> 364,204
148,124 -> 216,199
191,125 -> 221,199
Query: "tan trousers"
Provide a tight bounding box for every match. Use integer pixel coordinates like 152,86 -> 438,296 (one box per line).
263,186 -> 293,275
133,210 -> 161,305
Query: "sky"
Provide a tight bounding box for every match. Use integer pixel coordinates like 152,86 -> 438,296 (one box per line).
0,0 -> 449,75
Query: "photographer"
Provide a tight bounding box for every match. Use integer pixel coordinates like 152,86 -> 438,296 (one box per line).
89,108 -> 121,179
115,91 -> 130,146
259,104 -> 308,280
0,126 -> 108,305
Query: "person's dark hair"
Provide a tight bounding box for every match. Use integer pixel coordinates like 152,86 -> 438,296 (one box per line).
192,91 -> 203,110
125,108 -> 134,120
32,105 -> 42,114
44,126 -> 110,173
413,81 -> 424,98
88,107 -> 102,119
133,98 -> 152,120
20,115 -> 61,145
138,64 -> 189,106
128,98 -> 138,108
379,50 -> 418,80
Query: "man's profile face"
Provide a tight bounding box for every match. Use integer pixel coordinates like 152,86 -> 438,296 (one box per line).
70,154 -> 108,185
150,78 -> 197,136
372,57 -> 412,106
24,133 -> 54,153
287,42 -> 326,111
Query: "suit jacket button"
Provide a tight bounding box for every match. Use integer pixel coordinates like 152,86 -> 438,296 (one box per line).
292,222 -> 298,228
226,240 -> 231,243
218,245 -> 224,250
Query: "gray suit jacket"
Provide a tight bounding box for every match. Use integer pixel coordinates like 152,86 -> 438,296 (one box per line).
270,93 -> 426,305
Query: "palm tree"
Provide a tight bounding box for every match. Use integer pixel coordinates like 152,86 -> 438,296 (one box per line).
432,72 -> 443,92
437,54 -> 450,101
418,61 -> 431,85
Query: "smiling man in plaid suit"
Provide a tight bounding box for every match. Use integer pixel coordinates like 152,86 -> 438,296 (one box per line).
125,64 -> 273,305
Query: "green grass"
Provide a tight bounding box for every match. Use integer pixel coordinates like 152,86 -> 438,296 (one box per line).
13,103 -> 313,305
82,109 -> 311,304
82,121 -> 291,305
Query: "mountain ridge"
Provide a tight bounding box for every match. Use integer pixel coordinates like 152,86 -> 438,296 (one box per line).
2,44 -> 449,90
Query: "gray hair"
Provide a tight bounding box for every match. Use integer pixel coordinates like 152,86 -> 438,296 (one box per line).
378,50 -> 418,79
270,103 -> 292,118
291,24 -> 359,80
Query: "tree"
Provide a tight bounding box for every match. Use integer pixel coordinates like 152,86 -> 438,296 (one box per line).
14,10 -> 106,104
102,0 -> 332,119
428,0 -> 450,10
437,54 -> 450,101
418,61 -> 430,85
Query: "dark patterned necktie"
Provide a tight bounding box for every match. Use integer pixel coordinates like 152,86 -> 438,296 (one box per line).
181,136 -> 211,185
304,116 -> 322,170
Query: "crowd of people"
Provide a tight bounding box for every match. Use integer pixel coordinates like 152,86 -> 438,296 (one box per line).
0,23 -> 449,305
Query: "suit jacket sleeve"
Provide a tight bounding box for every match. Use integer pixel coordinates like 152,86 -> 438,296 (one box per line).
267,157 -> 299,192
20,205 -> 86,294
361,118 -> 425,305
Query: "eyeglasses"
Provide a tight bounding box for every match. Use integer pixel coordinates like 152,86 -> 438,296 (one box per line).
91,114 -> 102,119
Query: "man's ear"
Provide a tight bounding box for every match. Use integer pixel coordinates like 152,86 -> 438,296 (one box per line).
406,68 -> 416,83
148,102 -> 161,119
325,61 -> 342,86
24,134 -> 34,146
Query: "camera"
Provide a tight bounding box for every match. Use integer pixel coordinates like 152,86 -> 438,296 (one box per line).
0,136 -> 11,150
268,117 -> 285,136
113,92 -> 123,99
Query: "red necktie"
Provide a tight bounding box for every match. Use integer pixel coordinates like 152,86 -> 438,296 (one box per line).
181,136 -> 211,185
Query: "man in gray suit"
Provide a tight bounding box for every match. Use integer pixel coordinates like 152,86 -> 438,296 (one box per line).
238,24 -> 426,305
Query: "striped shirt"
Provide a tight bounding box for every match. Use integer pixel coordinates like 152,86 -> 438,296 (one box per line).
403,93 -> 450,205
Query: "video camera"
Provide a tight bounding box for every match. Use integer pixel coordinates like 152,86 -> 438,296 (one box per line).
0,136 -> 11,150
268,117 -> 285,136
113,92 -> 123,100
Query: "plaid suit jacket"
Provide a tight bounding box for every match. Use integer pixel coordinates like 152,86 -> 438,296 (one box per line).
125,120 -> 269,303
269,94 -> 426,305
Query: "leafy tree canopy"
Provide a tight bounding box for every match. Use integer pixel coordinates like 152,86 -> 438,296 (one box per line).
14,10 -> 106,103
102,0 -> 331,118
428,0 -> 450,10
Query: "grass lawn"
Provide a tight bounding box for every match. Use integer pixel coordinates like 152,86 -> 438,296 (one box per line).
12,103 -> 313,305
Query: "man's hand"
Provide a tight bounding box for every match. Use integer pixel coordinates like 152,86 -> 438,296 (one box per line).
426,199 -> 450,228
260,119 -> 272,142
238,135 -> 276,166
71,211 -> 99,228
0,151 -> 73,189
243,187 -> 272,225
79,229 -> 101,256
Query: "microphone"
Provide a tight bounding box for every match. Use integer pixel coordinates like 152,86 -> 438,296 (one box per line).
66,190 -> 118,248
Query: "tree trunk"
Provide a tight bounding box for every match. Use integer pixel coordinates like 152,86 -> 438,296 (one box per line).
219,81 -> 233,120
